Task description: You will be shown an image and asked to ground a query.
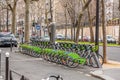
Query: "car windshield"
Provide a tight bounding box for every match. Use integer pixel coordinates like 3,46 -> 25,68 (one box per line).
107,36 -> 113,39
0,34 -> 4,37
0,33 -> 15,38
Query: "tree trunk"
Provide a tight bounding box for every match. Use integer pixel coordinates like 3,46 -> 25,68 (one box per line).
83,0 -> 94,43
101,0 -> 107,63
75,0 -> 92,43
25,0 -> 30,42
81,25 -> 83,42
118,0 -> 120,44
65,7 -> 67,40
87,7 -> 94,42
11,8 -> 16,34
0,14 -> 1,31
119,24 -> 120,44
71,24 -> 73,40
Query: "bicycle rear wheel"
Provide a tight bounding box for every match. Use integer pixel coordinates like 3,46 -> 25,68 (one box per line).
89,54 -> 103,68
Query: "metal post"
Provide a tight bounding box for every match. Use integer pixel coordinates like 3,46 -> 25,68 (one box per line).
95,0 -> 102,68
6,7 -> 9,32
95,0 -> 100,54
5,52 -> 9,80
10,38 -> 12,52
10,70 -> 13,80
20,75 -> 25,80
22,27 -> 24,44
0,49 -> 3,79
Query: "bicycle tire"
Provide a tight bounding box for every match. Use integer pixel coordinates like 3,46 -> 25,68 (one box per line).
60,56 -> 68,66
49,75 -> 63,80
89,54 -> 103,68
98,54 -> 104,65
67,58 -> 79,68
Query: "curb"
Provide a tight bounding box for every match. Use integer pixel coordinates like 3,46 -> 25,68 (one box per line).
90,70 -> 115,80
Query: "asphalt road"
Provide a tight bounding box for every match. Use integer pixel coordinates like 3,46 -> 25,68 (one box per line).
99,46 -> 120,62
0,47 -> 101,80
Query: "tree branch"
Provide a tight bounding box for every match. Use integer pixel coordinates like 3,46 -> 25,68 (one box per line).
8,4 -> 13,11
75,0 -> 92,43
24,0 -> 26,3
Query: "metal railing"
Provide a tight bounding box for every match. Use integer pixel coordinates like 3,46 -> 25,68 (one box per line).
10,70 -> 29,80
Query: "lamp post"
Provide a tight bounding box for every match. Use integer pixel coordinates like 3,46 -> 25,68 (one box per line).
21,21 -> 24,44
95,0 -> 100,54
5,52 -> 9,80
95,0 -> 103,68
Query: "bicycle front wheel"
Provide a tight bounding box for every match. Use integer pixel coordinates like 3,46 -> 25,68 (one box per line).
67,58 -> 79,68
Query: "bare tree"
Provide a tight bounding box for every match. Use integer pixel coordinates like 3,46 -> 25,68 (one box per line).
101,0 -> 107,63
24,0 -> 30,42
83,0 -> 94,42
0,0 -> 18,34
118,0 -> 120,44
0,7 -> 2,31
64,4 -> 68,40
60,0 -> 82,41
24,0 -> 39,42
30,0 -> 45,36
60,1 -> 68,40
6,0 -> 18,34
75,0 -> 92,43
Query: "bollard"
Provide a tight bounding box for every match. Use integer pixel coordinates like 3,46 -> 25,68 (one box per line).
22,36 -> 23,44
10,38 -> 12,52
20,75 -> 25,80
10,70 -> 13,80
0,49 -> 3,79
5,52 -> 9,80
20,75 -> 29,80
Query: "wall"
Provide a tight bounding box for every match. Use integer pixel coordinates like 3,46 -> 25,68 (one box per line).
55,25 -> 119,40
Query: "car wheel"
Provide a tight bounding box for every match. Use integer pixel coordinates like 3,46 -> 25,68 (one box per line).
14,45 -> 17,47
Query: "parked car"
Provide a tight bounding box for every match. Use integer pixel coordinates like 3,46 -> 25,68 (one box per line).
65,35 -> 71,40
78,36 -> 90,42
0,32 -> 18,47
41,36 -> 50,41
106,35 -> 116,43
78,36 -> 81,41
82,36 -> 90,42
30,35 -> 42,41
56,34 -> 65,40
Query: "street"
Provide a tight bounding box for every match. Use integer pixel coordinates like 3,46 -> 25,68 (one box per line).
0,47 -> 101,80
99,46 -> 120,62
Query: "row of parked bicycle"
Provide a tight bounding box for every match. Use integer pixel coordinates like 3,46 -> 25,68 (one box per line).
20,44 -> 86,68
28,40 -> 103,68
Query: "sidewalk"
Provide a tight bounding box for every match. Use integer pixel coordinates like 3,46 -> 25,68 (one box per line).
0,76 -> 3,80
90,60 -> 120,80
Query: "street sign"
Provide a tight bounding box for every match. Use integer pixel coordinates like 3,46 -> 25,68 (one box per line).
36,25 -> 41,30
